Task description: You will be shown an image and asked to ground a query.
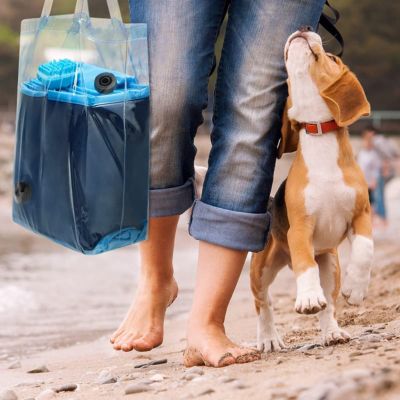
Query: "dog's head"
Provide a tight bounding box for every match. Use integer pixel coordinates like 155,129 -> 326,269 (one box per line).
278,29 -> 370,158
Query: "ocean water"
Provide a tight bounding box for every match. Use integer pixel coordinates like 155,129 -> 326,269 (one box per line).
0,204 -> 198,360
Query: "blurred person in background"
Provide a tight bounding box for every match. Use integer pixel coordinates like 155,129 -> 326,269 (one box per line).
357,128 -> 381,223
374,127 -> 399,227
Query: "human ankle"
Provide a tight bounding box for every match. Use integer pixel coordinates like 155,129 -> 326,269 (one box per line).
188,315 -> 225,334
139,266 -> 174,286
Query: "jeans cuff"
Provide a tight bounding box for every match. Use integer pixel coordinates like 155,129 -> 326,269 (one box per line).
149,177 -> 196,217
188,199 -> 271,252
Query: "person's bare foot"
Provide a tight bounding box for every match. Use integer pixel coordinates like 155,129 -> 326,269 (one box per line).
110,275 -> 178,352
184,323 -> 261,367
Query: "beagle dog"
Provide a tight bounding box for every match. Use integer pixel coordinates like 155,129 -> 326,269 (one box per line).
250,29 -> 373,351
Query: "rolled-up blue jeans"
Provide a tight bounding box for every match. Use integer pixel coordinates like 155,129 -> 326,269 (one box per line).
129,0 -> 325,252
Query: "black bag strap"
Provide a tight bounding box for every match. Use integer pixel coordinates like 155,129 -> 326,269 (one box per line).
319,1 -> 344,57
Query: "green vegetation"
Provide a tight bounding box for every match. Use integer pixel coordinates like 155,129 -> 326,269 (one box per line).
0,0 -> 399,110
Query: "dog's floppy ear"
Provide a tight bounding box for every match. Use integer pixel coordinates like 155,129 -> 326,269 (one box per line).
310,52 -> 371,127
277,81 -> 300,159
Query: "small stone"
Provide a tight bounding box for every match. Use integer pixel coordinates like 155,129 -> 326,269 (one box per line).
96,370 -> 117,385
134,359 -> 168,369
149,374 -> 165,382
231,380 -> 247,389
376,377 -> 395,391
295,343 -> 323,352
182,373 -> 199,381
124,383 -> 151,395
191,376 -> 208,383
8,361 -> 21,370
27,365 -> 49,374
197,388 -> 215,396
358,334 -> 382,343
35,389 -> 56,400
349,351 -> 364,357
138,379 -> 153,385
218,376 -> 235,383
362,329 -> 381,335
0,390 -> 18,400
54,384 -> 78,393
120,373 -> 141,382
383,333 -> 396,341
186,367 -> 204,376
384,347 -> 396,352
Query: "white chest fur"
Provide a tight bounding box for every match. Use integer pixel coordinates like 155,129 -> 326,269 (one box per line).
300,130 -> 356,251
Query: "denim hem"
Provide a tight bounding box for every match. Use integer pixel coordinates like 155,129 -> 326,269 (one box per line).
188,199 -> 270,252
149,176 -> 196,217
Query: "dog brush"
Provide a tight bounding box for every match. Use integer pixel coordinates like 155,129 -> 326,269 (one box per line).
37,59 -> 79,90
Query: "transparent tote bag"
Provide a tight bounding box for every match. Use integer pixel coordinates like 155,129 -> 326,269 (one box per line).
12,0 -> 150,254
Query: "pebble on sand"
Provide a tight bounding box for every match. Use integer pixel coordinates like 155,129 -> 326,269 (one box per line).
231,380 -> 248,390
96,370 -> 117,385
0,390 -> 18,400
134,359 -> 168,369
295,343 -> 323,352
182,373 -> 199,381
54,384 -> 78,393
358,334 -> 383,343
149,374 -> 166,382
35,389 -> 55,400
186,367 -> 204,376
27,365 -> 49,374
124,383 -> 151,395
7,361 -> 21,370
197,388 -> 215,396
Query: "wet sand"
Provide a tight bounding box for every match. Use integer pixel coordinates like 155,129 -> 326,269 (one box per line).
1,132 -> 400,399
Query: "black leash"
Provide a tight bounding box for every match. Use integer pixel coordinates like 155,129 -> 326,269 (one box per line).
319,1 -> 344,57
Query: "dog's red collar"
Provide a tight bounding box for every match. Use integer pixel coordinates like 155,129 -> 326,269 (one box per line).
301,120 -> 339,135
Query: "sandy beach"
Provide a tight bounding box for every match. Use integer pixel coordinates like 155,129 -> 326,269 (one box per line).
1,132 -> 400,399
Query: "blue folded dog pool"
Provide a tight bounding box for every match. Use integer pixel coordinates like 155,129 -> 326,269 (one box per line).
13,59 -> 150,254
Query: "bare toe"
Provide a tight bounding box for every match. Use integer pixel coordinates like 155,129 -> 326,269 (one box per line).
235,350 -> 261,363
186,324 -> 261,368
217,352 -> 236,367
110,277 -> 178,353
131,333 -> 162,352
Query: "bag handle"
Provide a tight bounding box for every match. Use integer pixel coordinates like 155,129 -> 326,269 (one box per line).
41,0 -> 123,22
318,0 -> 344,57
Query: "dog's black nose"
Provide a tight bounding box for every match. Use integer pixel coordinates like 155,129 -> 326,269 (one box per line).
299,25 -> 313,32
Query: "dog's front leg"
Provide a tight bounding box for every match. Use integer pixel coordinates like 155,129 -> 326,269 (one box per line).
342,210 -> 374,305
287,223 -> 327,314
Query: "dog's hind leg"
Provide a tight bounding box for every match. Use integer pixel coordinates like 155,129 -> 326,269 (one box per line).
250,235 -> 289,352
316,250 -> 350,346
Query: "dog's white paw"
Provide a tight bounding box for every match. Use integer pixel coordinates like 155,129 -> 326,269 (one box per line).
295,288 -> 327,314
322,329 -> 351,346
258,330 -> 286,353
341,267 -> 370,306
295,267 -> 327,314
342,235 -> 373,305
